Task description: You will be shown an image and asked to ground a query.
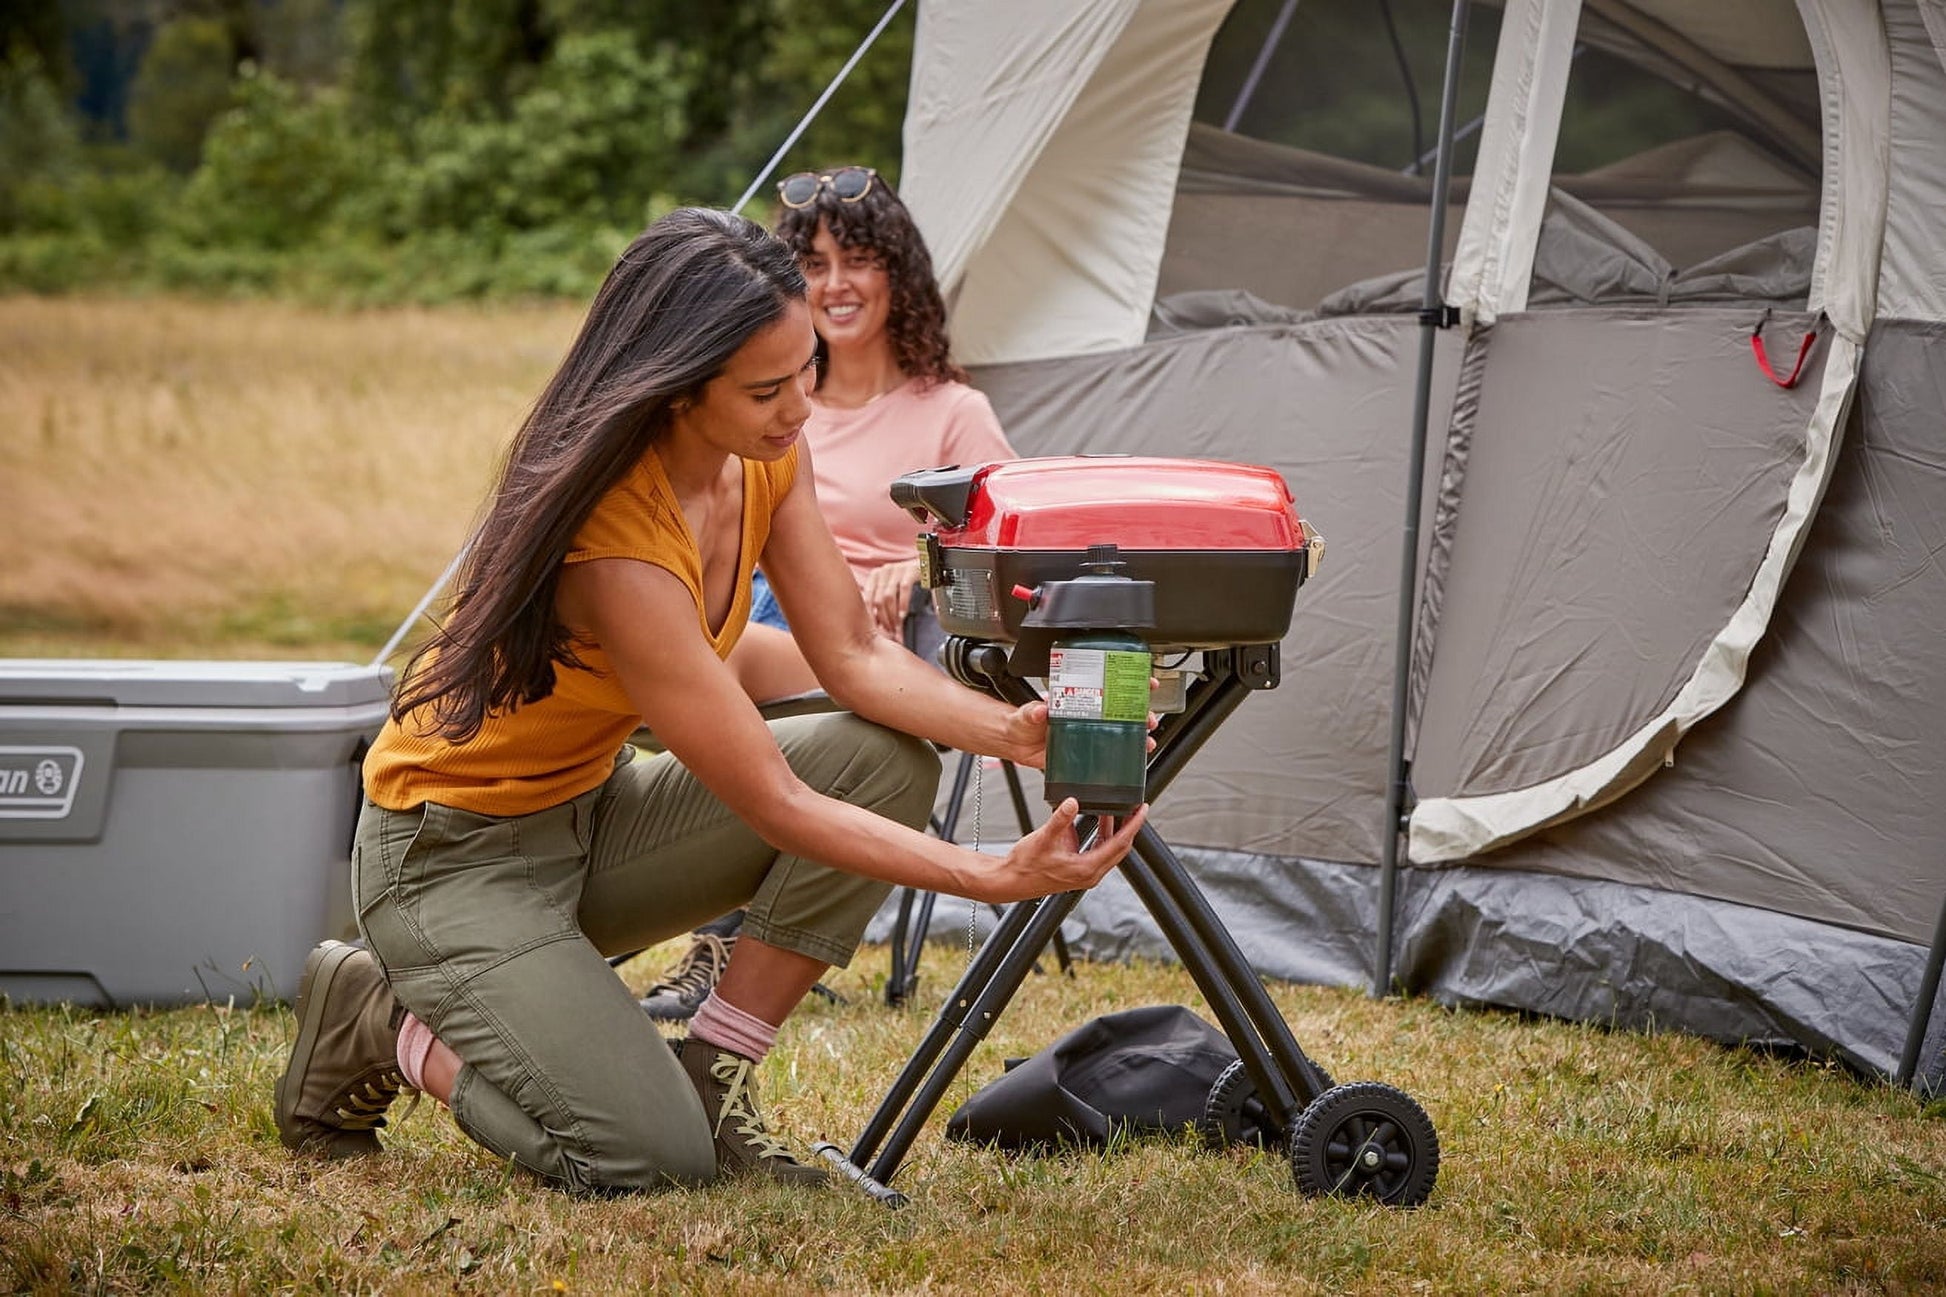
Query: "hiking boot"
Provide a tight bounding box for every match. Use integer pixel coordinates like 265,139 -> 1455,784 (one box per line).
675,1038 -> 831,1186
275,940 -> 406,1159
639,931 -> 735,1022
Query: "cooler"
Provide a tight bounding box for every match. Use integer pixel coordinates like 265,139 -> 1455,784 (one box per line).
0,659 -> 392,1007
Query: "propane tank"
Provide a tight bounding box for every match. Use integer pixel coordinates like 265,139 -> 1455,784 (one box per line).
1019,546 -> 1156,814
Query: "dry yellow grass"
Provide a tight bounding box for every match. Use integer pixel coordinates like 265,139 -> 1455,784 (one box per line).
0,295 -> 582,659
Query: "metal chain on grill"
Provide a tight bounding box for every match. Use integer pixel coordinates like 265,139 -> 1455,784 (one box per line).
966,754 -> 984,965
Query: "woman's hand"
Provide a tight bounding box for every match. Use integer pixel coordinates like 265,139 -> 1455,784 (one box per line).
973,798 -> 1148,904
861,557 -> 923,637
991,691 -> 1160,771
994,699 -> 1050,769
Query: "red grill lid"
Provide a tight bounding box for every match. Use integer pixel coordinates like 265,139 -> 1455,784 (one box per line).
937,456 -> 1303,552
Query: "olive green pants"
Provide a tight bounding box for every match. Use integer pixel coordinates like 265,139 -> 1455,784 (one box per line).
351,712 -> 938,1194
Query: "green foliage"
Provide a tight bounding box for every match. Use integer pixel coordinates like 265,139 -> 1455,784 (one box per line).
0,47 -> 80,229
126,16 -> 237,172
372,31 -> 685,237
0,0 -> 73,93
3,0 -> 918,300
175,69 -> 360,250
255,0 -> 343,87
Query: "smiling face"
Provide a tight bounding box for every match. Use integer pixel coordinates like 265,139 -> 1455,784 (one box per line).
666,298 -> 818,463
800,222 -> 893,358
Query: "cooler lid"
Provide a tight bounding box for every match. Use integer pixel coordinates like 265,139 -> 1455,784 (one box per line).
0,660 -> 396,709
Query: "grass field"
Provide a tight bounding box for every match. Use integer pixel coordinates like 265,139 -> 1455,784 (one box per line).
3,948 -> 1944,1294
2,296 -> 1943,1293
0,295 -> 582,661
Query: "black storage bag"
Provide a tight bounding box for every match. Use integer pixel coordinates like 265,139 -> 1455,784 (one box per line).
945,1005 -> 1238,1150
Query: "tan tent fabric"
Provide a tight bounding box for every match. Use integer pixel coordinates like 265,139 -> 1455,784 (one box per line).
1624,0 -> 1816,67
1800,0 -> 1890,341
901,0 -> 1232,366
900,1 -> 1142,300
1879,0 -> 1946,320
949,0 -> 1234,363
1448,0 -> 1584,323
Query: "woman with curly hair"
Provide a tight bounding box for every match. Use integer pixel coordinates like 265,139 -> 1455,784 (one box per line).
638,169 -> 1024,1022
726,165 -> 1017,700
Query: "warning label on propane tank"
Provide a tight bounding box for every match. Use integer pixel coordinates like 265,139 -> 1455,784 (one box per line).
1047,648 -> 1149,723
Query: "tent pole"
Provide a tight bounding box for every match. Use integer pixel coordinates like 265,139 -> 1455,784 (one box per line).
1373,0 -> 1469,1000
1224,0 -> 1300,133
1896,887 -> 1946,1090
731,0 -> 909,214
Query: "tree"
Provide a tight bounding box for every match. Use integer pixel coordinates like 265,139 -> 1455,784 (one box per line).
0,46 -> 81,230
127,15 -> 235,171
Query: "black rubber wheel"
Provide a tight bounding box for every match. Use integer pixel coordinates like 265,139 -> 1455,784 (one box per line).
1198,1058 -> 1329,1150
1198,1059 -> 1274,1150
1288,1082 -> 1439,1207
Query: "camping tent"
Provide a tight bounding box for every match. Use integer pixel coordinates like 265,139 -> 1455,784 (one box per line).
894,0 -> 1946,1088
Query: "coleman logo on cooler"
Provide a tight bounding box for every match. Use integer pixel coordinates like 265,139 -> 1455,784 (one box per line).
0,746 -> 85,818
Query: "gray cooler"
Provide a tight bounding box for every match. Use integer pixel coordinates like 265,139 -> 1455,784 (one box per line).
0,659 -> 392,1007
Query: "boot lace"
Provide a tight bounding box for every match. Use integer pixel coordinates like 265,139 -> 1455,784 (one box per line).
648,933 -> 734,1003
332,1067 -> 412,1132
708,1053 -> 796,1163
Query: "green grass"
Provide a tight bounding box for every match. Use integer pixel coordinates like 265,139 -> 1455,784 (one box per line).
3,947 -> 1942,1295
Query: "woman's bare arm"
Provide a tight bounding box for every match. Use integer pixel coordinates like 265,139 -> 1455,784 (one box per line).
756,442 -> 1052,764
556,556 -> 1144,903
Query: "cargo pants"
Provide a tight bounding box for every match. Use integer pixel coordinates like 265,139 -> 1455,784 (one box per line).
351,711 -> 939,1194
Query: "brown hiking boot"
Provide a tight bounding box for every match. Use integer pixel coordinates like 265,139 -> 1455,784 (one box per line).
675,1038 -> 830,1186
639,931 -> 735,1022
275,940 -> 406,1159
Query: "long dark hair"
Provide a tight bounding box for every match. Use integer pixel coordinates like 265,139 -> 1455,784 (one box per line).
775,173 -> 966,387
394,208 -> 807,741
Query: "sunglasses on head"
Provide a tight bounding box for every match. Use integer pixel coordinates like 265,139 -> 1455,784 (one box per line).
776,166 -> 877,209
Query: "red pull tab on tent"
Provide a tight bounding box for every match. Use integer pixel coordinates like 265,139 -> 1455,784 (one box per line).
1750,311 -> 1819,389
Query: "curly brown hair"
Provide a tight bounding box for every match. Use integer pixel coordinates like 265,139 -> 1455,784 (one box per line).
775,171 -> 967,388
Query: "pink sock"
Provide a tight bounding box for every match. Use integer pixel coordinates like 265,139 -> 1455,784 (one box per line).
395,1011 -> 437,1091
689,992 -> 779,1063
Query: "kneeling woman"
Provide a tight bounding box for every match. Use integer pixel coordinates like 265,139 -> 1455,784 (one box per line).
274,208 -> 1145,1193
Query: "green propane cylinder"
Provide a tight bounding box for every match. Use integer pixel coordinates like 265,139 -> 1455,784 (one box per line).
1044,629 -> 1151,813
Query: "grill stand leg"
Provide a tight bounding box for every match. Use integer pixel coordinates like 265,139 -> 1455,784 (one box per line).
820,646 -> 1328,1199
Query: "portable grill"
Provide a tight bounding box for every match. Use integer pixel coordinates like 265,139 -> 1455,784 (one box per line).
814,455 -> 1440,1208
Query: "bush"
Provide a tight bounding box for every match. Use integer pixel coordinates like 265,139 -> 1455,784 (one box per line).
175,70 -> 365,251
374,31 -> 684,237
126,17 -> 237,173
0,231 -> 116,293
0,48 -> 80,232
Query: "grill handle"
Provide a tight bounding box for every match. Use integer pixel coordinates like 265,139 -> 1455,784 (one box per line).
889,464 -> 983,528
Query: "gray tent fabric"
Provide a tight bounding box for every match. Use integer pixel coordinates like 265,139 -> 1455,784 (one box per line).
1148,288 -> 1312,338
1316,192 -> 1816,315
1463,318 -> 1945,949
1162,125 -> 1470,313
1409,307 -> 1828,802
1391,865 -> 1945,1082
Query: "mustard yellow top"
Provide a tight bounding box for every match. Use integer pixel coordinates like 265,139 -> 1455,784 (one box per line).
364,446 -> 798,816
